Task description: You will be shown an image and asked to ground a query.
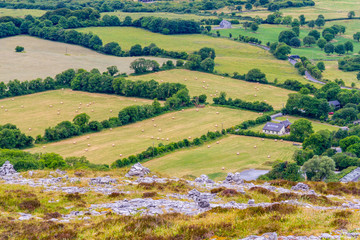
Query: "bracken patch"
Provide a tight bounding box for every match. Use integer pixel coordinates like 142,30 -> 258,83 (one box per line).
18,199 -> 41,211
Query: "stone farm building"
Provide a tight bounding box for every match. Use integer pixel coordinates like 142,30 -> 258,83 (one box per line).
219,20 -> 232,29
262,120 -> 292,136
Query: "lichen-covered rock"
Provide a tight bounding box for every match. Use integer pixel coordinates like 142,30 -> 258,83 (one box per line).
223,172 -> 244,184
291,183 -> 310,191
188,189 -> 212,208
125,163 -> 150,177
0,161 -> 17,176
194,174 -> 214,184
89,176 -> 117,185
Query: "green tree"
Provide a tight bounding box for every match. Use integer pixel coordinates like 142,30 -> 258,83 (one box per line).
73,113 -> 90,127
353,32 -> 360,42
315,16 -> 325,28
347,143 -> 360,157
357,72 -> 360,81
335,44 -> 345,55
324,43 -> 335,55
289,37 -> 301,47
308,20 -> 315,28
250,22 -> 259,32
303,156 -> 335,181
278,30 -> 297,45
107,66 -> 118,76
129,44 -> 142,56
344,41 -> 354,53
303,130 -> 332,155
200,58 -> 215,72
317,61 -> 325,71
290,119 -> 314,142
308,30 -> 320,40
348,11 -> 355,19
339,135 -> 360,151
245,3 -> 253,10
273,42 -> 291,60
15,46 -> 24,52
303,36 -> 316,46
299,14 -> 306,25
282,16 -> 292,26
317,38 -> 327,50
245,68 -> 267,83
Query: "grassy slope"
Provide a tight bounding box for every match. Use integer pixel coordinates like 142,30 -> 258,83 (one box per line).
28,106 -> 259,164
239,0 -> 360,20
128,69 -> 294,110
76,27 -> 306,84
0,89 -> 154,137
250,116 -> 340,133
144,134 -> 298,179
0,8 -> 45,17
320,61 -> 358,87
0,35 -> 171,82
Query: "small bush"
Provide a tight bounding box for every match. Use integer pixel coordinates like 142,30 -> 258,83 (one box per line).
64,193 -> 82,201
18,199 -> 41,211
210,187 -> 225,194
142,192 -> 157,198
334,210 -> 353,218
44,212 -> 62,219
331,218 -> 349,229
15,46 -> 24,52
108,192 -> 125,198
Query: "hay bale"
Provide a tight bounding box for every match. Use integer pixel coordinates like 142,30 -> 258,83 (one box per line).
110,128 -> 113,131
5,109 -> 8,112
236,152 -> 239,155
208,145 -> 211,148
161,138 -> 164,140
216,90 -> 218,93
141,129 -> 144,132
87,136 -> 90,139
112,144 -> 115,147
134,100 -> 137,102
79,102 -> 82,105
160,80 -> 163,82
195,77 -> 198,80
222,167 -> 225,170
0,106 -> 3,108
151,136 -> 154,139
57,112 -> 60,115
73,142 -> 76,144
110,110 -> 113,113
28,128 -> 31,131
267,155 -> 271,158
157,137 -> 160,140
154,124 -> 157,127
202,80 -> 205,83
86,104 -> 89,107
75,110 -> 78,113
214,94 -> 217,96
275,139 -> 278,142
215,124 -> 218,127
158,128 -> 161,132
11,98 -> 14,101
49,105 -> 53,108
188,136 -> 191,139
262,138 -> 264,141
196,109 -> 199,112
21,105 -> 24,108
181,109 -> 184,112
85,149 -> 88,152
184,78 -> 187,81
152,119 -> 155,121
254,145 -> 257,148
42,146 -> 46,149
166,138 -> 169,141
78,106 -> 81,109
216,112 -> 219,114
119,154 -> 123,157
210,94 -> 213,97
216,141 -> 219,144
254,94 -> 257,97
172,117 -> 175,119
91,109 -> 94,112
88,144 -> 91,147
222,76 -> 224,79
60,102 -> 63,104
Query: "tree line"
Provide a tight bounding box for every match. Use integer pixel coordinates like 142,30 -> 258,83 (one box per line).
213,92 -> 274,112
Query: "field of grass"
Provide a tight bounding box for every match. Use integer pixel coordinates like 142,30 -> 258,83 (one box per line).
0,8 -> 45,17
250,116 -> 340,133
28,106 -> 260,164
0,35 -> 171,82
76,27 -> 307,84
213,22 -> 360,61
239,0 -> 360,20
320,61 -> 359,87
102,11 -> 217,21
0,89 -> 154,137
144,134 -> 298,179
128,69 -> 295,109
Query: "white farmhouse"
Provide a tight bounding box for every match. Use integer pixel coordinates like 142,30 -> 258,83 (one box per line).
262,122 -> 286,136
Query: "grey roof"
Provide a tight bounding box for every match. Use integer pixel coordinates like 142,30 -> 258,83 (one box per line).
280,119 -> 292,128
262,122 -> 285,132
328,100 -> 340,106
219,20 -> 232,28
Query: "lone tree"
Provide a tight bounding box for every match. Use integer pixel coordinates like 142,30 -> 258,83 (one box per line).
317,38 -> 327,50
357,72 -> 360,81
302,156 -> 335,181
324,43 -> 335,55
348,11 -> 355,19
303,36 -> 316,46
353,32 -> 360,42
290,119 -> 314,142
15,46 -> 24,52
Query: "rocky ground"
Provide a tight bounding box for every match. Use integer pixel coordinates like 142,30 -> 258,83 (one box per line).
0,161 -> 359,239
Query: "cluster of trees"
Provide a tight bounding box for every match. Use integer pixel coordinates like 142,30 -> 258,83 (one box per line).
213,92 -> 274,112
338,56 -> 360,72
269,42 -> 291,60
233,115 -> 271,130
0,124 -> 34,149
294,56 -> 322,79
183,47 -> 216,73
267,0 -> 314,11
277,79 -> 317,93
112,130 -> 225,168
236,34 -> 262,44
0,149 -> 109,171
0,21 -> 20,38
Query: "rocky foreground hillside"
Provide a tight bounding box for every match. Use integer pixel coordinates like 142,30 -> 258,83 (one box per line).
0,161 -> 359,239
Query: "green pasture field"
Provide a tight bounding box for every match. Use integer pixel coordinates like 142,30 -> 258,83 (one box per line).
128,69 -> 295,110
0,8 -> 45,17
0,35 -> 171,82
212,21 -> 360,62
144,134 -> 298,180
76,27 -> 307,84
320,61 -> 358,87
239,0 -> 360,20
28,106 -> 260,164
0,89 -> 154,137
102,11 -> 217,21
250,116 -> 340,133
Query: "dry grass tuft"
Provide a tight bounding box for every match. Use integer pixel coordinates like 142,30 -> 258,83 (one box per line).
220,189 -> 240,197
142,192 -> 158,198
249,187 -> 276,197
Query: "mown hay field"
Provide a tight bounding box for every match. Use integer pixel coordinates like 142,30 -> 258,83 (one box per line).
28,106 -> 259,164
144,134 -> 298,180
76,27 -> 307,84
0,89 -> 154,137
0,35 -> 171,82
102,11 -> 217,21
128,69 -> 294,110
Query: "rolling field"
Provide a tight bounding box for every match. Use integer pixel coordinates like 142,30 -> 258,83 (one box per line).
0,35 -> 171,83
144,135 -> 298,179
76,27 -> 307,84
128,69 -> 295,109
0,89 -> 154,137
0,8 -> 45,17
28,106 -> 260,164
239,0 -> 360,20
102,11 -> 217,21
250,116 -> 340,133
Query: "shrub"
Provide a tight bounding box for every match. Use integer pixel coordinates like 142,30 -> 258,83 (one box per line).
15,46 -> 24,52
18,199 -> 41,211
